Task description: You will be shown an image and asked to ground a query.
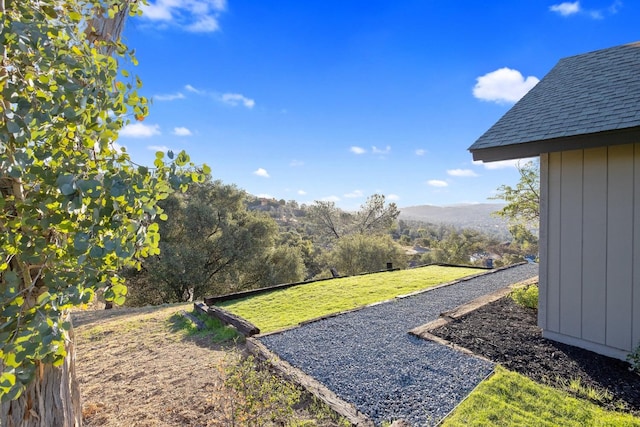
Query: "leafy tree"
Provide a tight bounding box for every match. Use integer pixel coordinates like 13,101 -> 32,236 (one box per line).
126,179 -> 283,304
308,194 -> 399,243
354,194 -> 400,235
0,0 -> 202,421
492,160 -> 540,227
307,200 -> 352,240
248,245 -> 306,288
328,234 -> 407,276
421,227 -> 486,265
491,160 -> 540,256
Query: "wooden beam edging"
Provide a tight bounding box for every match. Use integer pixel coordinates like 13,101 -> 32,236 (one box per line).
178,309 -> 206,331
246,338 -> 375,427
194,302 -> 260,337
409,276 -> 539,360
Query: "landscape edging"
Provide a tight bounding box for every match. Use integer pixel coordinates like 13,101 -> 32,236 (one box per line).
246,337 -> 375,427
409,276 -> 538,348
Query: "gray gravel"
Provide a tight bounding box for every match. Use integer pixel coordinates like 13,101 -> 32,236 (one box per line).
259,263 -> 539,426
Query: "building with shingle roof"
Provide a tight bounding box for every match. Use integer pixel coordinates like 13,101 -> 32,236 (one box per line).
469,42 -> 640,360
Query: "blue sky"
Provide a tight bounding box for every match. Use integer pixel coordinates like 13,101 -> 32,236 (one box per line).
118,0 -> 637,210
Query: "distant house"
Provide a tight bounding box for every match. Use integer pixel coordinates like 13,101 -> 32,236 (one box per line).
469,42 -> 640,360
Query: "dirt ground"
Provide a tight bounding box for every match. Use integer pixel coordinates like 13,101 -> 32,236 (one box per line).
73,304 -> 232,426
73,304 -> 346,427
430,296 -> 640,415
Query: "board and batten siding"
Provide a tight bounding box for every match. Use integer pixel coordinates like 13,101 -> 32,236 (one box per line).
539,144 -> 640,360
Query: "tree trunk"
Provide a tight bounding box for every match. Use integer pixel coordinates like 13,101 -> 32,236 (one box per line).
1,322 -> 82,427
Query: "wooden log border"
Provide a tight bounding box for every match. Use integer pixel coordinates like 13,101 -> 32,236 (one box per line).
194,302 -> 260,336
246,338 -> 375,427
409,276 -> 539,360
178,310 -> 206,331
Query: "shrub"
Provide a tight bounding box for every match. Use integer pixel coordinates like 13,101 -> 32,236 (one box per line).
210,353 -> 301,426
627,343 -> 640,374
510,284 -> 538,309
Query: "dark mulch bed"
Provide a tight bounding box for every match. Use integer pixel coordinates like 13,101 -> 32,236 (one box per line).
430,296 -> 640,415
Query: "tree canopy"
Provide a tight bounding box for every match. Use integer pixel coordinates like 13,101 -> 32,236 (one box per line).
125,179 -> 307,305
0,0 -> 204,405
307,194 -> 399,243
491,160 -> 540,255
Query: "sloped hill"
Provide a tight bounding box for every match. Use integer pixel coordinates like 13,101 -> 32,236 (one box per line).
399,203 -> 509,235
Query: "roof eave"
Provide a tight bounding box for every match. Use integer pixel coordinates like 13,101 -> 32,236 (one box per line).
470,126 -> 640,162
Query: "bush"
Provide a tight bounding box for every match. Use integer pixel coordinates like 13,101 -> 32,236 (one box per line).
210,353 -> 301,426
510,284 -> 538,309
627,343 -> 640,374
328,233 -> 407,276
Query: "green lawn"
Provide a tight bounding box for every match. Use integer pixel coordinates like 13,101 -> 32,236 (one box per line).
442,366 -> 640,426
218,265 -> 480,333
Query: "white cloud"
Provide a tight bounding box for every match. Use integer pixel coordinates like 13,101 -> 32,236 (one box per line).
609,1 -> 622,14
372,145 -> 391,155
549,1 -> 620,19
185,84 -> 203,94
148,145 -> 170,152
415,149 -> 427,156
253,168 -> 270,178
473,159 -> 526,170
427,179 -> 449,188
387,194 -> 400,201
120,123 -> 161,138
140,0 -> 226,33
290,160 -> 305,167
221,93 -> 255,109
447,168 -> 479,177
186,16 -> 221,32
184,85 -> 256,109
154,92 -> 185,101
350,146 -> 366,155
297,189 -> 307,195
473,68 -> 539,104
257,193 -> 273,199
321,195 -> 341,202
344,190 -> 364,198
550,1 -> 580,16
173,127 -> 192,136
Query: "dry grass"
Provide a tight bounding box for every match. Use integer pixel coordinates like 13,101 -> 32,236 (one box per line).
73,304 -> 347,426
74,303 -> 232,426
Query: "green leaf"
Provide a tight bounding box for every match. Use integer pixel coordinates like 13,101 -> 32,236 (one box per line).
4,271 -> 18,287
89,246 -> 103,258
73,233 -> 90,253
60,183 -> 75,196
0,372 -> 16,390
7,121 -> 20,134
167,150 -> 174,159
175,151 -> 190,166
37,292 -> 51,305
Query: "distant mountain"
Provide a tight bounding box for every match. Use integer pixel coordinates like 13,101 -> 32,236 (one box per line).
399,203 -> 509,236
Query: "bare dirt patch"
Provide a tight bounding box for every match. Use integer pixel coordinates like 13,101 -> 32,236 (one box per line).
73,304 -> 230,426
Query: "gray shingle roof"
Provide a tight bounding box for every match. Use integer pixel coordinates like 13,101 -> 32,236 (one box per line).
469,42 -> 640,161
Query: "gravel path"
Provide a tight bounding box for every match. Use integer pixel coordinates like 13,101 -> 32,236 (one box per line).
259,263 -> 539,426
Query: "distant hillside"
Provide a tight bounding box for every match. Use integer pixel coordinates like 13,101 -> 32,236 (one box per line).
399,203 -> 509,237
